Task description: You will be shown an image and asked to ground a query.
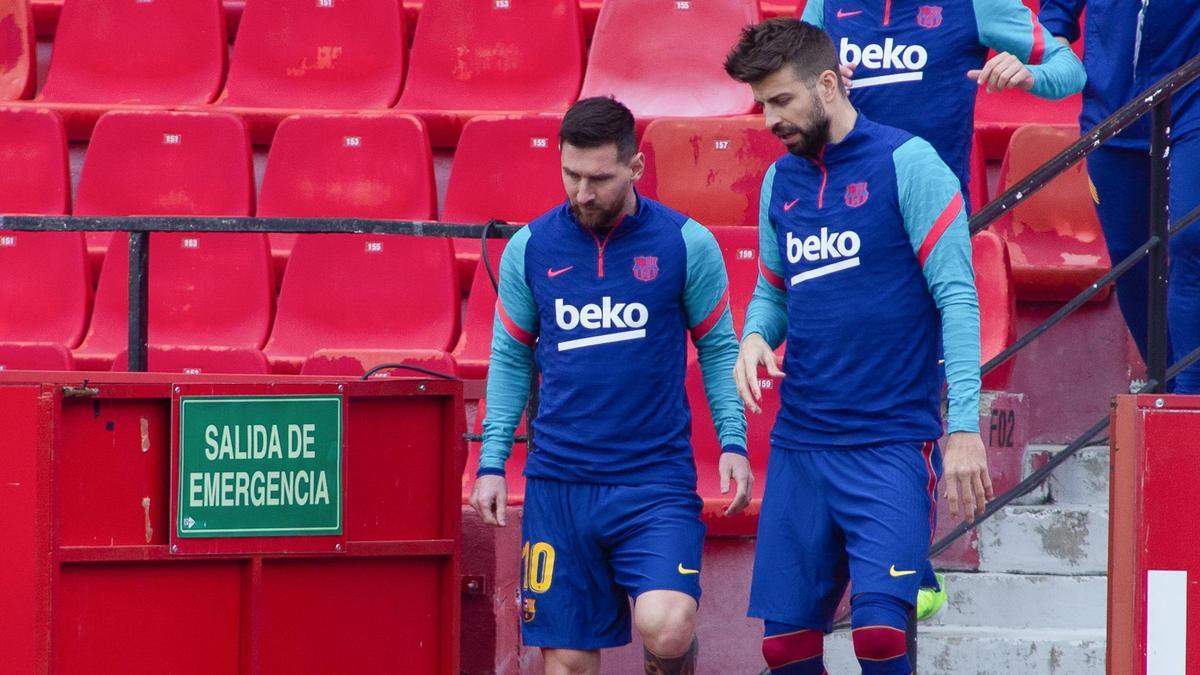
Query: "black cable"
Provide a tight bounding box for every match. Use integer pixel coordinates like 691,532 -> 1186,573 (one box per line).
481,218 -> 506,293
360,363 -> 459,380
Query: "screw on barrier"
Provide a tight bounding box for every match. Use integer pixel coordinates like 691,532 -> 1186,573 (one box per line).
337,384 -> 344,393
418,384 -> 426,392
1156,398 -> 1165,408
335,543 -> 343,552
170,545 -> 178,553
174,386 -> 181,394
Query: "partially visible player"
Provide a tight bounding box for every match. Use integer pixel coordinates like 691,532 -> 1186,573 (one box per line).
468,97 -> 752,675
803,0 -> 1086,205
1040,0 -> 1200,392
724,20 -> 990,674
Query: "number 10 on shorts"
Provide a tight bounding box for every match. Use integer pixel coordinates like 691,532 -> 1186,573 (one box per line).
522,540 -> 556,593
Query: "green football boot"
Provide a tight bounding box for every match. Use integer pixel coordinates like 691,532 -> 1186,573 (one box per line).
916,572 -> 947,622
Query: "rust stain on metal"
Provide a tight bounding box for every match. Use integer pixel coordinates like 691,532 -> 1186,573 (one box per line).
140,416 -> 151,453
142,497 -> 153,543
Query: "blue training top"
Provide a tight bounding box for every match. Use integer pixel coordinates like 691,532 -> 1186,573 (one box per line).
1039,0 -> 1200,149
479,195 -> 747,488
803,0 -> 1085,203
744,114 -> 981,450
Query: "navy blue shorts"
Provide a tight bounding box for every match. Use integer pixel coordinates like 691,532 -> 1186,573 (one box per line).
748,442 -> 941,631
519,477 -> 705,650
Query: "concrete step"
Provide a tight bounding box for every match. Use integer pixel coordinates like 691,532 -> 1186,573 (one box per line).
977,505 -> 1109,575
823,626 -> 1106,674
1045,445 -> 1111,507
932,572 -> 1107,630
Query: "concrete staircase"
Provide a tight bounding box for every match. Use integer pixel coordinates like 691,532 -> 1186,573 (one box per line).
826,445 -> 1111,674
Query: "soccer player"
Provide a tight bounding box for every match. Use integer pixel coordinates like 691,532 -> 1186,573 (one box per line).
724,20 -> 991,674
1039,0 -> 1200,392
802,0 -> 1086,206
468,97 -> 752,675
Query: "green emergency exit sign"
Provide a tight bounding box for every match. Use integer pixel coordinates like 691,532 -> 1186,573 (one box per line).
176,395 -> 343,538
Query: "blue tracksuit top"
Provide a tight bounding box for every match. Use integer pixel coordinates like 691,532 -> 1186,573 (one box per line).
1039,0 -> 1200,149
479,195 -> 747,488
803,0 -> 1085,203
744,114 -> 981,449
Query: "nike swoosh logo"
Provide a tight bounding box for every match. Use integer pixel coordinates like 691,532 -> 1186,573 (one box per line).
889,565 -> 917,577
678,563 -> 700,575
547,266 -> 573,278
783,199 -> 800,212
837,9 -> 863,18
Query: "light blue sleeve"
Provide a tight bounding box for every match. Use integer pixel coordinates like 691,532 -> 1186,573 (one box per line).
973,0 -> 1086,100
800,0 -> 825,27
893,138 -> 982,434
742,164 -> 789,349
682,219 -> 749,456
479,227 -> 537,476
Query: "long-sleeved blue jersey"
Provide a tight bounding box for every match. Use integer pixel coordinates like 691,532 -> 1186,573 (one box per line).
744,114 -> 981,449
803,0 -> 1085,203
479,196 -> 747,488
1039,0 -> 1200,149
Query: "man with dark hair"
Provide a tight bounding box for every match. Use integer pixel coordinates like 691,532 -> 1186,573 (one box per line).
725,21 -> 990,674
798,0 -> 1085,206
469,96 -> 752,675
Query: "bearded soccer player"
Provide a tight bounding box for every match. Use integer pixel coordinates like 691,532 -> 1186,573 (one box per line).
803,0 -> 1085,205
724,21 -> 991,674
468,97 -> 752,675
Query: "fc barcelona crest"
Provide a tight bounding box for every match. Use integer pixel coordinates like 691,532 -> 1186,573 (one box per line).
844,182 -> 869,208
633,256 -> 659,282
917,5 -> 943,28
523,597 -> 537,622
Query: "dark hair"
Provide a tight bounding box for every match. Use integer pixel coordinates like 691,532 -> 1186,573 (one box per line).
724,18 -> 839,86
559,96 -> 638,162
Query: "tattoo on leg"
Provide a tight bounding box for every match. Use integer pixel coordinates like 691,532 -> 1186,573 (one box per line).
644,637 -> 698,675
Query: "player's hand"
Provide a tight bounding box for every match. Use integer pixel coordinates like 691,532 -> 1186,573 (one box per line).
719,452 -> 753,517
968,52 -> 1035,93
942,432 -> 994,524
469,474 -> 508,527
735,333 -> 784,414
839,62 -> 856,95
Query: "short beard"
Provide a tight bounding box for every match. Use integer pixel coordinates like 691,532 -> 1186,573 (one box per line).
778,88 -> 832,159
571,200 -> 624,230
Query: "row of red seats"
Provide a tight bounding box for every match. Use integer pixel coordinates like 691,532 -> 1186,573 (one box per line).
0,0 -> 758,146
0,106 -> 1094,380
0,0 -> 1078,154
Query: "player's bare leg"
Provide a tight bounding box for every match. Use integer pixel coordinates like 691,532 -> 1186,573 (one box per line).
543,648 -> 600,675
635,590 -> 699,674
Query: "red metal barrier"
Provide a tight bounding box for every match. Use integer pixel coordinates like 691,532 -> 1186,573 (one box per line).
0,371 -> 464,674
1109,395 -> 1200,674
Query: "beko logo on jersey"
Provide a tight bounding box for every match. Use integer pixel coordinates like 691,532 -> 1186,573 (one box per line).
786,229 -> 862,285
840,37 -> 928,88
554,297 -> 648,351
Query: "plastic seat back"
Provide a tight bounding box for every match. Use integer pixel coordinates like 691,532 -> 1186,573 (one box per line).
973,229 -> 1016,389
0,0 -> 36,100
580,0 -> 759,118
219,0 -> 405,109
39,0 -> 225,104
640,116 -> 781,227
0,107 -> 70,214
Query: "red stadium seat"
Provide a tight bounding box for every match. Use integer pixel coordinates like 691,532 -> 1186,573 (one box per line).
973,229 -> 1017,390
709,226 -> 761,335
0,230 -> 91,347
397,0 -> 584,147
462,398 -> 528,506
0,343 -> 73,370
32,0 -> 226,139
71,111 -> 262,370
0,107 -> 70,214
687,357 -> 778,536
452,240 -> 507,380
302,349 -> 457,378
111,346 -> 271,374
0,0 -> 36,100
580,0 -> 759,128
442,115 -> 564,287
263,234 -> 460,374
640,116 -> 781,227
258,113 -> 437,277
78,232 -> 274,372
969,131 -> 989,213
74,110 -> 255,277
990,124 -> 1110,302
216,0 -> 407,143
